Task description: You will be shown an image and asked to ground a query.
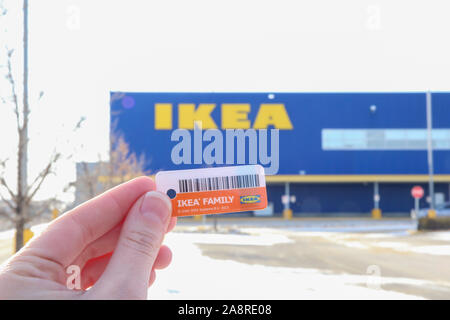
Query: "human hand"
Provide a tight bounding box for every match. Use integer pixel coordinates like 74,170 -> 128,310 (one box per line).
0,177 -> 176,299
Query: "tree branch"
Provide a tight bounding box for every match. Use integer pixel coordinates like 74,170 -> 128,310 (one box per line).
26,162 -> 51,198
5,48 -> 21,132
0,176 -> 16,202
0,209 -> 14,222
28,197 -> 56,222
0,159 -> 15,209
25,152 -> 61,204
0,191 -> 16,221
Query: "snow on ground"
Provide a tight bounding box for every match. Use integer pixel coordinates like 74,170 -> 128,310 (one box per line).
171,231 -> 293,246
281,230 -> 450,257
0,223 -> 49,241
427,232 -> 450,242
0,229 -> 15,241
149,231 -> 425,300
1,221 -> 448,299
282,220 -> 418,233
375,243 -> 450,256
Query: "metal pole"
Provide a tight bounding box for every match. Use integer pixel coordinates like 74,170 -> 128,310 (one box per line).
374,182 -> 379,209
413,198 -> 419,220
426,91 -> 435,210
21,0 -> 29,193
284,182 -> 290,211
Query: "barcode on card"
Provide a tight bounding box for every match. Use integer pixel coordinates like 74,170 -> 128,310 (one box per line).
178,174 -> 261,193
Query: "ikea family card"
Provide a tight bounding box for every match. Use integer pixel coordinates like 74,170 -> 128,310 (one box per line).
156,165 -> 268,217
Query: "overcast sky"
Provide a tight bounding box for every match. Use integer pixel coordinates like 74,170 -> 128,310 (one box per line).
0,0 -> 449,202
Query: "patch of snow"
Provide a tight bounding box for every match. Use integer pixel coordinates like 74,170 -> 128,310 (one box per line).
424,232 -> 450,242
0,229 -> 15,241
149,232 -> 425,300
410,245 -> 450,256
176,232 -> 292,246
0,223 -> 49,241
376,241 -> 411,250
369,241 -> 450,256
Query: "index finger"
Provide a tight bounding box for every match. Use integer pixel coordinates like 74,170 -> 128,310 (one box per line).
25,176 -> 156,267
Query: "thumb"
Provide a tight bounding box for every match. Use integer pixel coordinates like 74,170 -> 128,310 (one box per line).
89,191 -> 172,299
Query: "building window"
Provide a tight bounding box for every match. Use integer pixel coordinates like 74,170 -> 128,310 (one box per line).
322,129 -> 450,150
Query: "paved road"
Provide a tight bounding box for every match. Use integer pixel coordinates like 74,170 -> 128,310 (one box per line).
193,224 -> 450,299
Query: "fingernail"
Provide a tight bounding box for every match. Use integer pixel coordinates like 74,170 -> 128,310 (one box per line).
140,191 -> 172,224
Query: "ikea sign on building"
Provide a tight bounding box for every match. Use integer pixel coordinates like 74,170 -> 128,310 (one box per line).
110,92 -> 450,214
110,92 -> 450,177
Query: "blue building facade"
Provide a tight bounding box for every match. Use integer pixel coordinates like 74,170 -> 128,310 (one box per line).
110,92 -> 450,216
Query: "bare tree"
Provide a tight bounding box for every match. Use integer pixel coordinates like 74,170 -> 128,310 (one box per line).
0,46 -> 62,251
73,131 -> 150,204
106,132 -> 150,188
0,1 -> 81,251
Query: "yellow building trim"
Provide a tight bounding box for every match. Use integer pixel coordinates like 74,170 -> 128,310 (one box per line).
265,175 -> 450,183
125,174 -> 450,184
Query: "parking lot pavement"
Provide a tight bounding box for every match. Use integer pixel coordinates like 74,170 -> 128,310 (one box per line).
149,218 -> 449,299
0,218 -> 448,299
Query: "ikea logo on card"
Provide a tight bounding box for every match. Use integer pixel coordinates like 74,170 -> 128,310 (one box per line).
240,195 -> 261,204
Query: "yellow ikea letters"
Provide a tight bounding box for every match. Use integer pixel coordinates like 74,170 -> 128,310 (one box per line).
154,103 -> 293,130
